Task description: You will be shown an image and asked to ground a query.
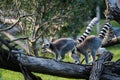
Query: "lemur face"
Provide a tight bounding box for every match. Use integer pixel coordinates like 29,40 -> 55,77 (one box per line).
42,43 -> 50,49
42,38 -> 50,49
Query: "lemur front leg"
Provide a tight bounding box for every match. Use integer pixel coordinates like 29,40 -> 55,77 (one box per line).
59,52 -> 66,61
71,48 -> 80,64
56,52 -> 65,62
54,49 -> 62,62
55,52 -> 59,61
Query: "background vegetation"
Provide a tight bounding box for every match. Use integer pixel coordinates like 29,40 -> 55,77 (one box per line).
0,20 -> 119,80
0,0 -> 105,38
0,0 -> 119,80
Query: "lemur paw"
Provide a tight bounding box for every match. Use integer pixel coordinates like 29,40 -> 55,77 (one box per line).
74,61 -> 80,64
56,58 -> 62,62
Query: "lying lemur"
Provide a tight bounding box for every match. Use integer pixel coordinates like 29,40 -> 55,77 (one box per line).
42,17 -> 98,63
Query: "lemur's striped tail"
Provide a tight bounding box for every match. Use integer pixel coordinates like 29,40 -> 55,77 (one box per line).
77,17 -> 99,43
98,22 -> 112,40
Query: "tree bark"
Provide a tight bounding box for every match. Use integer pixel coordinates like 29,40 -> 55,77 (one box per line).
1,31 -> 29,53
101,60 -> 120,80
0,38 -> 42,80
105,0 -> 120,23
102,36 -> 120,47
0,48 -> 42,80
89,51 -> 113,80
0,44 -> 120,80
17,55 -> 91,79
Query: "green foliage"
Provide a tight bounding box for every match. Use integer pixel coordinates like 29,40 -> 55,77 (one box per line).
0,0 -> 106,38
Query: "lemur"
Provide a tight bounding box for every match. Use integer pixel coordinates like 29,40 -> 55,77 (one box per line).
42,17 -> 98,62
76,22 -> 112,64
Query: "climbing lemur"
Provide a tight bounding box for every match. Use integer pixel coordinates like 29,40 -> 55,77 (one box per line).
42,17 -> 98,63
76,22 -> 112,64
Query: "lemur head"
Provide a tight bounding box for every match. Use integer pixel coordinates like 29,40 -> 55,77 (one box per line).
42,38 -> 50,49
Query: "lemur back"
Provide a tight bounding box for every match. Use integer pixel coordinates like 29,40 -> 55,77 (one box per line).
42,17 -> 98,62
76,22 -> 112,64
49,38 -> 77,61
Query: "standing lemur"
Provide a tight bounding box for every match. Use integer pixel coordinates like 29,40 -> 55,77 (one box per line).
42,17 -> 98,63
76,22 -> 112,64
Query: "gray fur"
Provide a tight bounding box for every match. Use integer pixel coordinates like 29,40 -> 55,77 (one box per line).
76,22 -> 111,64
42,38 -> 77,61
77,35 -> 101,64
42,17 -> 98,63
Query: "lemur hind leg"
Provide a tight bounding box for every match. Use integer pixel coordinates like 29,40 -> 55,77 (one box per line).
83,51 -> 89,64
89,49 -> 97,64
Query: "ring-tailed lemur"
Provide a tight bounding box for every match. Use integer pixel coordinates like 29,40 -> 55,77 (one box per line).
76,22 -> 112,64
42,17 -> 98,62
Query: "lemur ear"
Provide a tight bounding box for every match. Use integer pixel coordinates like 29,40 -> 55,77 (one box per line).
43,38 -> 49,44
41,35 -> 49,43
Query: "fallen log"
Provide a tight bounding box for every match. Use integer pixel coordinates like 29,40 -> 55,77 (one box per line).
0,37 -> 119,80
89,51 -> 113,80
0,47 -> 119,80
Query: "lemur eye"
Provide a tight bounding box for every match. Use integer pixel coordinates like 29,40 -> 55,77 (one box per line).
46,44 -> 49,46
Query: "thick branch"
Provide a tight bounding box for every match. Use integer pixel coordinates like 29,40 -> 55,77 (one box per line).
0,48 -> 42,80
0,41 -> 119,79
16,51 -> 113,79
101,73 -> 120,80
18,55 -> 91,79
105,0 -> 120,23
101,59 -> 120,80
102,27 -> 120,47
1,31 -> 29,53
89,51 -> 113,80
102,36 -> 120,47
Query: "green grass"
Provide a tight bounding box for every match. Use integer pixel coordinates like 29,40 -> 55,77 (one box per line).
0,69 -> 24,80
34,73 -> 83,80
107,45 -> 120,61
0,19 -> 120,80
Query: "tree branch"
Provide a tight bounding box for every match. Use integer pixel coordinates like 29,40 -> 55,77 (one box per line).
102,36 -> 120,47
105,0 -> 120,23
89,51 -> 113,80
1,31 -> 29,53
0,45 -> 119,79
17,55 -> 91,79
11,37 -> 28,42
0,14 -> 34,32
